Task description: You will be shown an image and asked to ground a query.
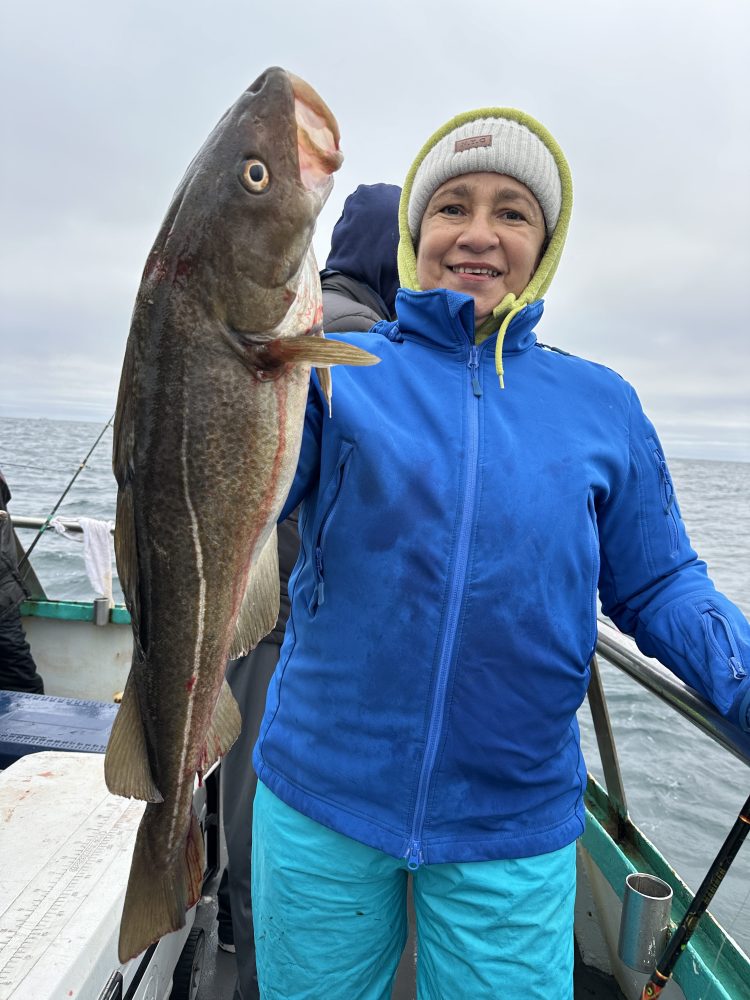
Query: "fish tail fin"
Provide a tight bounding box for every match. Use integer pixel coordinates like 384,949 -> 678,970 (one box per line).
117,806 -> 205,963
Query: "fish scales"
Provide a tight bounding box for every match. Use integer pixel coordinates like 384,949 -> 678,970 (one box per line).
104,67 -> 378,963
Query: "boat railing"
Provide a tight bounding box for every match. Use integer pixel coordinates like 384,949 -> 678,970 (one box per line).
11,515 -> 115,535
589,617 -> 750,833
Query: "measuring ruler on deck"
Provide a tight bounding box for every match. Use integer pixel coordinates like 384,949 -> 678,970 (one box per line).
0,752 -> 145,999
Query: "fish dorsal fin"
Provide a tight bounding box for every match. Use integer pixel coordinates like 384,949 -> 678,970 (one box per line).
114,485 -> 146,657
230,528 -> 280,659
104,673 -> 163,802
200,679 -> 242,775
112,341 -> 147,658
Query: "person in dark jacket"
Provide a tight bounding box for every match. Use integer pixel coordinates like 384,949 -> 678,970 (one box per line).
249,108 -> 750,999
320,183 -> 401,332
216,511 -> 299,989
0,470 -> 43,694
216,183 -> 401,1000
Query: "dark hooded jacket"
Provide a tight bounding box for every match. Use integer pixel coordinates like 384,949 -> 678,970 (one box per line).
320,183 -> 401,332
0,471 -> 27,620
0,469 -> 42,693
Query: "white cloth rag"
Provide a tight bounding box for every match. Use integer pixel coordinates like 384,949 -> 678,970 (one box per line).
50,517 -> 116,607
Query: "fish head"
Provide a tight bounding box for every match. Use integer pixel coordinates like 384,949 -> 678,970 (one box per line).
144,67 -> 342,335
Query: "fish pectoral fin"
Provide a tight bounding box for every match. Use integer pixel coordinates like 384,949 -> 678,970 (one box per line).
104,674 -> 163,803
230,529 -> 281,658
270,335 -> 380,368
202,679 -> 242,774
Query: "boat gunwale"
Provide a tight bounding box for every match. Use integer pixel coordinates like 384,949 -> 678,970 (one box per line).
21,598 -> 131,625
584,775 -> 750,997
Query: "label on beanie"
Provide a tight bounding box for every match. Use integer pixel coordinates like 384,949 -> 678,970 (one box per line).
455,135 -> 492,152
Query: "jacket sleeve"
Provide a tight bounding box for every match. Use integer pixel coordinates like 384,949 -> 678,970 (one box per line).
279,378 -> 325,521
596,384 -> 750,732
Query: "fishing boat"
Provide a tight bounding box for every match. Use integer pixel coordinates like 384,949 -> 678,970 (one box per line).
1,514 -> 749,1000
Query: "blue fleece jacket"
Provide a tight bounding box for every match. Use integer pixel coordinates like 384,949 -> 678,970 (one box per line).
254,287 -> 750,866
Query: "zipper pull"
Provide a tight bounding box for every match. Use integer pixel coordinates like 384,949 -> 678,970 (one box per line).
653,450 -> 676,513
406,840 -> 423,871
315,547 -> 325,606
659,459 -> 675,511
729,657 -> 746,680
468,346 -> 482,397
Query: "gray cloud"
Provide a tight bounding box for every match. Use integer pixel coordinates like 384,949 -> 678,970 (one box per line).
2,0 -> 748,459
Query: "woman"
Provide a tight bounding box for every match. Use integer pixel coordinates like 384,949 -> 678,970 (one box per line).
250,107 -> 750,999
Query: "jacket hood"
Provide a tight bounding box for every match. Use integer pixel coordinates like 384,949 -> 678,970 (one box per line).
397,108 -> 572,385
325,183 -> 402,316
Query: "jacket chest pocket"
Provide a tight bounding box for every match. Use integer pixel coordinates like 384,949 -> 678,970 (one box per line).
308,441 -> 354,615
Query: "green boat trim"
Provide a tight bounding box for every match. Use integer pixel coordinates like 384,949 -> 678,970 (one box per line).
21,599 -> 131,625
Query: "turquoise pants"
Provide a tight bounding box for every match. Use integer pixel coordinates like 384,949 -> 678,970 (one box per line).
252,782 -> 576,999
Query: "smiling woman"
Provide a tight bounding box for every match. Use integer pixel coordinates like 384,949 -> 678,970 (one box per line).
397,107 -> 571,387
249,103 -> 750,1000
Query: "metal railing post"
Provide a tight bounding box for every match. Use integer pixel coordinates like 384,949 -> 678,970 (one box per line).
587,652 -> 629,838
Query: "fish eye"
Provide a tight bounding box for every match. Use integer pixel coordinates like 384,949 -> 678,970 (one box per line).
241,159 -> 270,193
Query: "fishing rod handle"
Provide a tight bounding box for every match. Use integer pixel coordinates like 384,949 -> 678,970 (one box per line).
641,793 -> 750,999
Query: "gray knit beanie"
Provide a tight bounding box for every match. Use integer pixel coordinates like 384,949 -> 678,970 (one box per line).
407,115 -> 562,239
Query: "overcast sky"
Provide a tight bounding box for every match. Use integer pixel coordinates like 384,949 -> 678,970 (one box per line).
1,0 -> 748,460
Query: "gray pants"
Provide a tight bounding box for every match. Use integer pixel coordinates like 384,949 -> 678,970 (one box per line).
221,642 -> 280,1000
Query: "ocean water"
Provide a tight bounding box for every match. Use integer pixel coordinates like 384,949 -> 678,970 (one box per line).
1,415 -> 749,958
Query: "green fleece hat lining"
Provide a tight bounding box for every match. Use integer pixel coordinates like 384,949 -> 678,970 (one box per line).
397,107 -> 573,387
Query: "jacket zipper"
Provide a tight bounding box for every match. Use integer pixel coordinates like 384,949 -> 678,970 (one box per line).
648,439 -> 679,555
701,607 -> 746,679
406,343 -> 482,869
311,448 -> 352,610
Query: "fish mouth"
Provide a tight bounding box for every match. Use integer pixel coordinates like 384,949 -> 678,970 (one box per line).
288,72 -> 343,193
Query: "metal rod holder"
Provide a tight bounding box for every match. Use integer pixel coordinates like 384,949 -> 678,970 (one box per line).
93,597 -> 110,626
618,872 -> 673,973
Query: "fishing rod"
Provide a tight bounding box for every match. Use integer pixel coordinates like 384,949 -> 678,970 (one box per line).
641,789 -> 750,998
17,413 -> 115,572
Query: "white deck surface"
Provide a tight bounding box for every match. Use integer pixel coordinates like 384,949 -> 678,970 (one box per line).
0,751 -> 191,1000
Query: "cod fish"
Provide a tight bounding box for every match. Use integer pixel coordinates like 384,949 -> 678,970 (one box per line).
105,67 -> 377,963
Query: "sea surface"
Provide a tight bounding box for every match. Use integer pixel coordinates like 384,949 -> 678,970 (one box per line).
1,415 -> 749,960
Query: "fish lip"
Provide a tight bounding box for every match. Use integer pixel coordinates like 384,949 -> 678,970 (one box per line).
287,71 -> 341,146
287,71 -> 343,182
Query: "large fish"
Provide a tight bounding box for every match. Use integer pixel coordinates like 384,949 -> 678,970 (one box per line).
104,67 -> 377,963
